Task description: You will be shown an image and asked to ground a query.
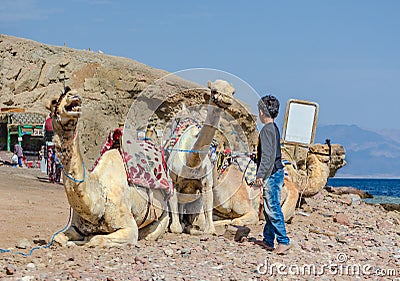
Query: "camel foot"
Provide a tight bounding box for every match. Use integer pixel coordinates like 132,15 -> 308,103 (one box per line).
203,226 -> 216,235
183,225 -> 203,235
86,236 -> 108,248
140,212 -> 169,241
53,233 -> 69,247
169,223 -> 183,234
64,225 -> 85,241
213,219 -> 233,227
86,236 -> 131,248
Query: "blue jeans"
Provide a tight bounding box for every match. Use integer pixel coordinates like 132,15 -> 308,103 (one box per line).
262,168 -> 290,247
18,157 -> 23,167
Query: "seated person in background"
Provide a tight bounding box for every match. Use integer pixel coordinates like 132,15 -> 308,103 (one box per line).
14,143 -> 23,168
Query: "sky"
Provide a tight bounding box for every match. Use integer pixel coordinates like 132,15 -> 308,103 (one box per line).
1,0 -> 400,131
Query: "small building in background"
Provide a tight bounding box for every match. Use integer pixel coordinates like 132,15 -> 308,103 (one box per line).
0,108 -> 46,166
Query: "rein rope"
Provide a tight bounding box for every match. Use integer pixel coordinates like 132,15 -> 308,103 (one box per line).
239,156 -> 254,186
59,161 -> 86,183
57,130 -> 86,183
165,147 -> 212,154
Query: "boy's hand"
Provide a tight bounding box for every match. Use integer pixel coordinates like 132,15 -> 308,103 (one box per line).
255,177 -> 264,186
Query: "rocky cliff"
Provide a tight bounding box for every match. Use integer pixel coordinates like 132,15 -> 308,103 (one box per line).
0,34 -> 258,164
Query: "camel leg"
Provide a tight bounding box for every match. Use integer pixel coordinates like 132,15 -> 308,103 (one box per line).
213,219 -> 234,226
181,198 -> 205,235
179,203 -> 185,230
168,192 -> 183,233
54,211 -> 86,246
86,221 -> 139,247
139,211 -> 169,240
231,210 -> 259,226
202,187 -> 216,234
184,212 -> 203,235
213,210 -> 259,227
192,207 -> 206,230
281,180 -> 299,222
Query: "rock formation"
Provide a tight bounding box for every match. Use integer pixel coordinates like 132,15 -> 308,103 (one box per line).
0,34 -> 258,166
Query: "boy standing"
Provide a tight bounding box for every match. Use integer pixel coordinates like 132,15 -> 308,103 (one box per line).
254,95 -> 291,255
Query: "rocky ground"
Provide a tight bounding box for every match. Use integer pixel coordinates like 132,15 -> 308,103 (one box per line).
0,165 -> 399,280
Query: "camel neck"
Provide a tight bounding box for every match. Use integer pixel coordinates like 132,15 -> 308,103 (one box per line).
53,125 -> 103,222
56,132 -> 86,187
187,103 -> 222,168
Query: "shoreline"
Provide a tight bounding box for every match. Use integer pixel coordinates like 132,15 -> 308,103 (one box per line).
363,196 -> 400,205
325,184 -> 400,205
328,178 -> 400,202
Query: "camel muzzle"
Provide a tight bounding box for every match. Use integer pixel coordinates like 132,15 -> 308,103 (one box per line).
64,97 -> 82,117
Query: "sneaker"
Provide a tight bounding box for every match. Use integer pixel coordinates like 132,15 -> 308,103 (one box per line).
274,243 -> 292,255
254,240 -> 274,251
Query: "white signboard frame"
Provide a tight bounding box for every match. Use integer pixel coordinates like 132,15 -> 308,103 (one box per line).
282,99 -> 319,145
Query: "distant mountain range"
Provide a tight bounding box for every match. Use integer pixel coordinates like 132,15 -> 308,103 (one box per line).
315,125 -> 400,178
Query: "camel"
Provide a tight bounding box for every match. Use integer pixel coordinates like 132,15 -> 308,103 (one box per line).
282,143 -> 347,197
167,80 -> 235,234
49,87 -> 171,247
210,142 -> 346,226
210,154 -> 297,226
165,152 -> 297,230
212,163 -> 260,226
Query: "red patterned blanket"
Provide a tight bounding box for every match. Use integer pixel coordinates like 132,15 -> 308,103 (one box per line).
91,128 -> 173,197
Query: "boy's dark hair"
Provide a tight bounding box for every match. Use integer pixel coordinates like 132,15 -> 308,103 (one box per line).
258,95 -> 280,119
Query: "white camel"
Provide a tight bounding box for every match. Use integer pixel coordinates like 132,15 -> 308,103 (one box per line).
50,87 -> 171,247
167,80 -> 235,234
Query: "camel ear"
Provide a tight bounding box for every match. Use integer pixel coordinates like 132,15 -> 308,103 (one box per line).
207,80 -> 212,89
45,98 -> 58,111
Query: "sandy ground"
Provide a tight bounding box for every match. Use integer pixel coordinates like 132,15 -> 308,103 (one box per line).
0,166 -> 69,249
0,165 -> 399,281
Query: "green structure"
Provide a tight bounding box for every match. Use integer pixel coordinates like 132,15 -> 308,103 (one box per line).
0,111 -> 46,152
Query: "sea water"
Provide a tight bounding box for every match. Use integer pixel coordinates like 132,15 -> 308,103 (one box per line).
327,178 -> 400,204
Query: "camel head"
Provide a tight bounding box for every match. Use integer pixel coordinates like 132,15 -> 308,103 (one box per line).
207,79 -> 235,109
326,144 -> 347,177
46,87 -> 82,137
306,143 -> 347,177
176,179 -> 203,203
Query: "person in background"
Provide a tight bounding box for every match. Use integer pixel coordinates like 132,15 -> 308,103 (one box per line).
43,112 -> 54,142
11,153 -> 18,167
254,94 -> 291,255
14,143 -> 23,168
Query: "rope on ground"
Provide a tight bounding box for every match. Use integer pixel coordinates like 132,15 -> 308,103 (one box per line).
0,207 -> 73,256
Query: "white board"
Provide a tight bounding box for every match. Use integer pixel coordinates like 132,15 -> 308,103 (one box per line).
282,100 -> 319,145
